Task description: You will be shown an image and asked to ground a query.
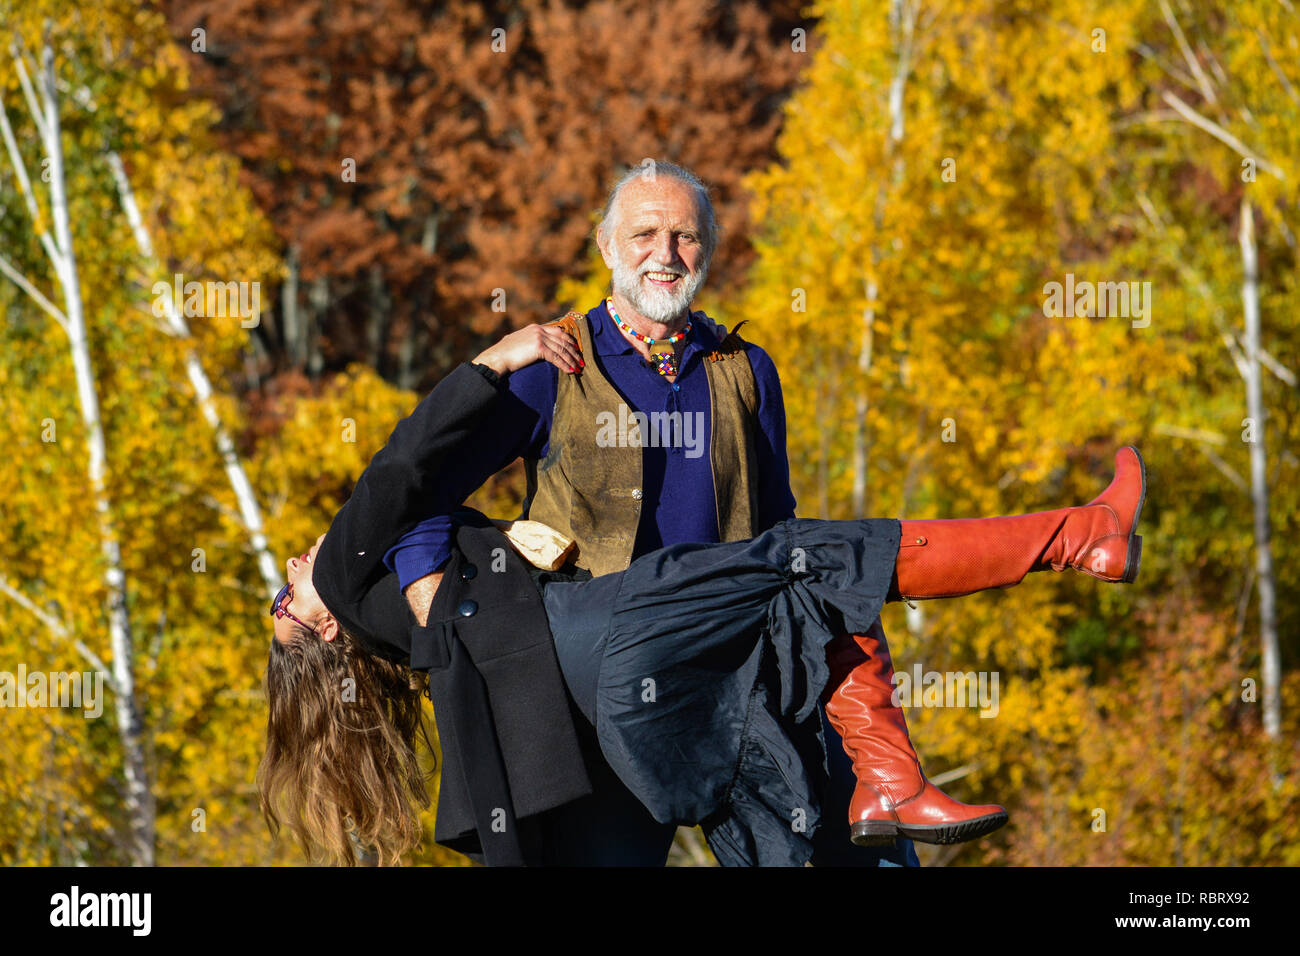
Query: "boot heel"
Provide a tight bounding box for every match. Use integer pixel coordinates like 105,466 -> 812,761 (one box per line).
850,820 -> 900,847
1123,535 -> 1142,583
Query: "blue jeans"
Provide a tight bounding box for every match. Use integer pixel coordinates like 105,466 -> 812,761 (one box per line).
536,705 -> 919,867
810,708 -> 920,866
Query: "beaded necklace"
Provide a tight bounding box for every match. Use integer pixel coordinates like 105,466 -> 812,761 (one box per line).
606,296 -> 691,377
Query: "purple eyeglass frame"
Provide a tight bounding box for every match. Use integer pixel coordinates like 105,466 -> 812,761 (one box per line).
269,581 -> 318,635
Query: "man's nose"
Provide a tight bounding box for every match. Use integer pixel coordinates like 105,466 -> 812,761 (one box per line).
652,233 -> 678,264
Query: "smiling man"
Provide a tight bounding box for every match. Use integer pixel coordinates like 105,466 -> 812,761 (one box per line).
385,161 -> 920,866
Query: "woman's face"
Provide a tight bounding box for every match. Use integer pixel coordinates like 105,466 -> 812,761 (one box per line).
272,533 -> 335,645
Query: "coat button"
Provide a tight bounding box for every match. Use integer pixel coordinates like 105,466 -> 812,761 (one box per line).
631,488 -> 643,500
461,563 -> 478,580
457,600 -> 478,617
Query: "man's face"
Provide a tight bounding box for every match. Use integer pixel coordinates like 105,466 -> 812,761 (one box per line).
271,533 -> 335,645
598,177 -> 710,325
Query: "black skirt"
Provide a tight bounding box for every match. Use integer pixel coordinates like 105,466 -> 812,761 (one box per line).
541,517 -> 901,866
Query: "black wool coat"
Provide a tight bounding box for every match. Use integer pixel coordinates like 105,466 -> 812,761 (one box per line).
311,362 -> 592,864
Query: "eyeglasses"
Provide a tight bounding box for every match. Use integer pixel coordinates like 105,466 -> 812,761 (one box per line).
269,581 -> 318,635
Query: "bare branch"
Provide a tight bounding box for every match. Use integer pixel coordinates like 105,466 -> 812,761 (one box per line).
1162,91 -> 1284,179
1175,263 -> 1251,380
1154,425 -> 1248,492
0,94 -> 64,269
1254,27 -> 1298,106
1133,42 -> 1199,92
10,40 -> 51,144
0,252 -> 69,331
1153,423 -> 1226,446
1199,40 -> 1230,90
1112,108 -> 1183,133
0,574 -> 119,693
1159,0 -> 1218,106
930,763 -> 979,787
1255,347 -> 1297,388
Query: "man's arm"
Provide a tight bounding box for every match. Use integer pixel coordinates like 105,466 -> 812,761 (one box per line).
404,571 -> 444,627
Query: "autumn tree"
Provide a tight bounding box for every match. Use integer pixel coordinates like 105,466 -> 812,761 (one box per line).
738,0 -> 1297,865
0,0 -> 281,864
158,0 -> 814,388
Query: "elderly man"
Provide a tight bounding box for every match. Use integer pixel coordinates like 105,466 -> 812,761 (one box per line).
390,162 -> 920,866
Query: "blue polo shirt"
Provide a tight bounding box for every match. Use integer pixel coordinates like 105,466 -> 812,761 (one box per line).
383,299 -> 797,587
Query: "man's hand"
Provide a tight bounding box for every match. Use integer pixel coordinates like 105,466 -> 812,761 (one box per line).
473,323 -> 584,377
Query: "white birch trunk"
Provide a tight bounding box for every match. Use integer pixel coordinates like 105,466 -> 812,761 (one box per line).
853,0 -> 915,519
33,43 -> 154,865
283,245 -> 303,366
1238,200 -> 1280,740
106,152 -> 282,601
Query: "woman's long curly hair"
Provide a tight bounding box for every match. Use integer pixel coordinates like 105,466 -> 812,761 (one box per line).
257,623 -> 434,866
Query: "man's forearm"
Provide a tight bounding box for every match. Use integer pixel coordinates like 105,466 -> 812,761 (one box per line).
404,571 -> 444,627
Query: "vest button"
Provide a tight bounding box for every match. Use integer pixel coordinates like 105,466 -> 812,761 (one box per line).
460,563 -> 478,580
457,600 -> 478,617
631,488 -> 643,501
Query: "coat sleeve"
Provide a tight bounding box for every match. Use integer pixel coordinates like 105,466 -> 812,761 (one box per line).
312,362 -> 507,634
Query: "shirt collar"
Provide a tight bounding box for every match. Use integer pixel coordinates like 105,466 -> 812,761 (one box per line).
587,299 -> 721,363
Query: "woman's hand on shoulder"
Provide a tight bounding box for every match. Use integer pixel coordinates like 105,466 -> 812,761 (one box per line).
473,323 -> 584,377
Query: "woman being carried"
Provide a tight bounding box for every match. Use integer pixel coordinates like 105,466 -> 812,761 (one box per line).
259,356 -> 1145,867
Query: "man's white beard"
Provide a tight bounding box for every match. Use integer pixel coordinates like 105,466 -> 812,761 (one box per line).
611,254 -> 708,325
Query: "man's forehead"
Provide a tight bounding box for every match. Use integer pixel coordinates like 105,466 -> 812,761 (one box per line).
617,180 -> 702,224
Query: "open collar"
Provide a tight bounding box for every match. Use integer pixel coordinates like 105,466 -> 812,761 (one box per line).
588,299 -> 721,366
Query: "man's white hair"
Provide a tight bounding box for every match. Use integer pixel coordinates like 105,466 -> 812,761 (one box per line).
598,161 -> 719,261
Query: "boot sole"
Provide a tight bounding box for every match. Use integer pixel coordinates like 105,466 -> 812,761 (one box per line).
851,810 -> 1009,847
1081,446 -> 1145,584
1121,446 -> 1146,584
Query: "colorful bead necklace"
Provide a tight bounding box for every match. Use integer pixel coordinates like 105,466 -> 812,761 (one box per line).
606,296 -> 691,377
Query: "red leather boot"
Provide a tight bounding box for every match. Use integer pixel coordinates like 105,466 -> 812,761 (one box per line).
822,448 -> 1145,846
894,447 -> 1146,599
824,622 -> 1008,846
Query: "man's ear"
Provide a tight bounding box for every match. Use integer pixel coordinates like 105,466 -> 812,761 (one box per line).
596,225 -> 615,269
319,615 -> 340,643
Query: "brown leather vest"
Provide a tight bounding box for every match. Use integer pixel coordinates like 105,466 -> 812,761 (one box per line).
523,309 -> 760,576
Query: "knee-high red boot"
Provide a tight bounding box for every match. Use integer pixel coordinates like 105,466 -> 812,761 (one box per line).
894,446 -> 1146,599
823,447 -> 1145,846
824,622 -> 1008,846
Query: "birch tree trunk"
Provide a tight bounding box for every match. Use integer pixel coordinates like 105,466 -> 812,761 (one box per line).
22,42 -> 154,865
308,274 -> 328,377
283,245 -> 304,367
106,152 -> 282,601
1238,200 -> 1280,740
366,263 -> 388,372
852,0 -> 915,519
